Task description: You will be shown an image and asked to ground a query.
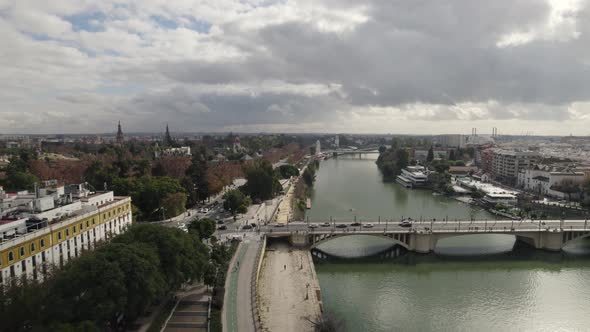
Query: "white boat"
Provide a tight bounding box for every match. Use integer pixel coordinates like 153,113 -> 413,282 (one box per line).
396,166 -> 428,188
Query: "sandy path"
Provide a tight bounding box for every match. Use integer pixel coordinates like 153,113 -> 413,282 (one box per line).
258,243 -> 322,332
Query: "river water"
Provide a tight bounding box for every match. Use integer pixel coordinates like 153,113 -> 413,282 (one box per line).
309,153 -> 590,331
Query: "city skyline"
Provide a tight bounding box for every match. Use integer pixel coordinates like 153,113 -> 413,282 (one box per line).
1,0 -> 590,135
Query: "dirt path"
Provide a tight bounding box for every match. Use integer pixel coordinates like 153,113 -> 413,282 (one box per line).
258,243 -> 322,332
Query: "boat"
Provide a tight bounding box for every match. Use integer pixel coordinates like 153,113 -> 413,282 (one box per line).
306,198 -> 311,209
396,166 -> 429,189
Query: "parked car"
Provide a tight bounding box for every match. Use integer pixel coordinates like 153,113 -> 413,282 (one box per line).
363,223 -> 374,228
351,222 -> 361,227
242,224 -> 253,230
218,225 -> 227,230
250,223 -> 257,228
274,223 -> 286,228
336,224 -> 348,228
308,224 -> 319,229
217,219 -> 225,225
321,222 -> 331,227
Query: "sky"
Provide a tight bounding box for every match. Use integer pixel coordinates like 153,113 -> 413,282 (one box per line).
1,0 -> 590,136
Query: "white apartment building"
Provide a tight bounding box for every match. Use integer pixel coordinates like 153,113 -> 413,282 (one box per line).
518,166 -> 586,199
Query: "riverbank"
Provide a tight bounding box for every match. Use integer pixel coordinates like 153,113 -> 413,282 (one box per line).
257,241 -> 322,332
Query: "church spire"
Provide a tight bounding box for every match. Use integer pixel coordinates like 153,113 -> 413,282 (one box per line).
116,121 -> 124,144
164,123 -> 173,146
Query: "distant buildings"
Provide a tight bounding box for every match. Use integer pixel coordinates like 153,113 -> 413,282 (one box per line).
434,134 -> 467,148
315,140 -> 321,156
518,165 -> 585,199
0,183 -> 132,283
491,149 -> 540,185
155,145 -> 191,158
396,166 -> 429,188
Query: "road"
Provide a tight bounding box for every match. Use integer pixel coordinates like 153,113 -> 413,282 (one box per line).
218,219 -> 590,236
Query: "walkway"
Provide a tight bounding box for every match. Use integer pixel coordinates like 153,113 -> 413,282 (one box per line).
275,182 -> 294,224
163,286 -> 210,332
223,236 -> 262,332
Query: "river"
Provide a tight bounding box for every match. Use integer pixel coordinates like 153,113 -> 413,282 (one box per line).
308,153 -> 590,331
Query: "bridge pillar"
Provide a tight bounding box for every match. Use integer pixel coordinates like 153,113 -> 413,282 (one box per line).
290,233 -> 309,247
540,231 -> 563,251
410,233 -> 435,254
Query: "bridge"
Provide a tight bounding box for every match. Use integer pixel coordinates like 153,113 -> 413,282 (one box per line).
325,147 -> 381,156
260,219 -> 590,253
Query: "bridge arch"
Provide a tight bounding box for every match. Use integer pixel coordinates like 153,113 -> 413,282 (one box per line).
309,232 -> 411,250
562,231 -> 590,248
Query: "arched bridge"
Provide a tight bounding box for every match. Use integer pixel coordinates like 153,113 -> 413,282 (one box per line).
264,219 -> 590,253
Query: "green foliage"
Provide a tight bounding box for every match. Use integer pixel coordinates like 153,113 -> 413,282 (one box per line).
1,171 -> 38,191
426,146 -> 434,162
243,160 -> 280,200
376,147 -> 409,181
113,176 -> 186,221
378,145 -> 387,153
278,164 -> 300,179
186,149 -> 210,204
188,218 -> 216,240
223,189 -> 251,216
428,172 -> 453,194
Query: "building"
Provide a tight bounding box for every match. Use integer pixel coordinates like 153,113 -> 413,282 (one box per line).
315,140 -> 321,156
0,185 -> 131,283
116,121 -> 124,145
434,134 -> 467,148
457,178 -> 518,206
155,146 -> 192,158
492,149 -> 540,185
396,166 -> 429,188
233,136 -> 242,153
517,165 -> 586,199
334,135 -> 339,148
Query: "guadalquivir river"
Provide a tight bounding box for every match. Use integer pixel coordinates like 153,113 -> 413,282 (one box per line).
308,153 -> 590,332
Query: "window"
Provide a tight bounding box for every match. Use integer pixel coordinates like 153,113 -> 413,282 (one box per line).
40,239 -> 45,248
30,243 -> 36,252
22,263 -> 26,273
10,266 -> 15,278
8,252 -> 14,261
92,218 -> 95,225
73,225 -> 76,233
86,220 -> 89,228
58,232 -> 62,240
19,247 -> 25,256
41,251 -> 46,263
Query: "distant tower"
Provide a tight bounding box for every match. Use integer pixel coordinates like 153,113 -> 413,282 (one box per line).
233,136 -> 242,153
315,140 -> 321,156
335,135 -> 339,148
164,124 -> 173,146
116,121 -> 124,145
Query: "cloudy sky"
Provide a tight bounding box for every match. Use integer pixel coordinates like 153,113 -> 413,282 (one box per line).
1,0 -> 590,135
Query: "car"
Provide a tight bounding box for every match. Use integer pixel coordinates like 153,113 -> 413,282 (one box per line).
308,224 -> 319,229
351,222 -> 361,227
399,220 -> 412,227
242,224 -> 253,230
363,223 -> 374,228
336,224 -> 348,228
200,208 -> 209,213
274,223 -> 286,228
217,219 -> 225,225
321,222 -> 331,227
218,225 -> 227,230
250,223 -> 257,228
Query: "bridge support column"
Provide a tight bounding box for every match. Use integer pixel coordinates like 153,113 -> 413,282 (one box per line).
410,233 -> 435,254
290,233 -> 309,247
540,231 -> 563,251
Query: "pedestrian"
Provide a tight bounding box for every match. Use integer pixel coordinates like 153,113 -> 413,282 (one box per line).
284,264 -> 286,270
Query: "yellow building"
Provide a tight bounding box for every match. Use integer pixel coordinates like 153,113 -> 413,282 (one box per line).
0,191 -> 132,284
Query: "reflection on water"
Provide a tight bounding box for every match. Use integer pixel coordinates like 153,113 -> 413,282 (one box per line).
310,154 -> 590,331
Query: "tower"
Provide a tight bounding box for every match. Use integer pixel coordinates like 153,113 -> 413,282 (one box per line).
164,124 -> 173,146
116,121 -> 124,145
315,140 -> 321,156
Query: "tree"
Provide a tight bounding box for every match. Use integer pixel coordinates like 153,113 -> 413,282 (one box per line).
278,164 -> 300,179
426,146 -> 434,162
2,171 -> 38,191
223,189 -> 251,216
448,149 -> 456,161
378,145 -> 387,154
243,160 -> 280,201
161,192 -> 187,218
188,218 -> 216,240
